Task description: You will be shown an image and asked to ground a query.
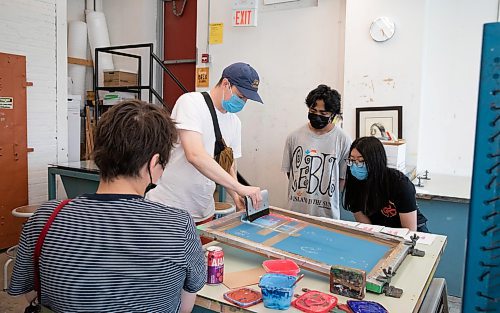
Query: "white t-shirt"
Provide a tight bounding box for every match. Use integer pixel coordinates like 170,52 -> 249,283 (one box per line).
146,92 -> 242,222
281,124 -> 351,219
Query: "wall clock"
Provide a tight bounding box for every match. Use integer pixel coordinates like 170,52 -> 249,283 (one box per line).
369,17 -> 395,42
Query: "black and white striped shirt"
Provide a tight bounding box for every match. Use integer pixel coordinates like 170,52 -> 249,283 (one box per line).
9,194 -> 206,312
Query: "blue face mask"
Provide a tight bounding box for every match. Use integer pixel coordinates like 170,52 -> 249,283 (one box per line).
350,164 -> 368,180
222,88 -> 246,113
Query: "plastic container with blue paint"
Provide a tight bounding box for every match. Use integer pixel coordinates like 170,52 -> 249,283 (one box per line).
347,300 -> 388,313
258,273 -> 297,310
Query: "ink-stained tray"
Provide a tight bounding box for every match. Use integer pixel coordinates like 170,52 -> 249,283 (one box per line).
347,300 -> 388,313
197,207 -> 411,294
223,287 -> 262,308
292,290 -> 338,313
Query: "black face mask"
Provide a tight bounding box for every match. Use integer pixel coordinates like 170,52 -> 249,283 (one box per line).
308,112 -> 332,129
144,161 -> 157,195
144,182 -> 157,195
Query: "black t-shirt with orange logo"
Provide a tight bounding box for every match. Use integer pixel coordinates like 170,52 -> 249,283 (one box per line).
351,169 -> 428,229
373,170 -> 427,228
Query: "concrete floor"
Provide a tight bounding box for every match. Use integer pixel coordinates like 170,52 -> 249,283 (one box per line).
0,250 -> 463,313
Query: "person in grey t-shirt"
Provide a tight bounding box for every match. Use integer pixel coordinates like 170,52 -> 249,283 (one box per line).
281,85 -> 352,219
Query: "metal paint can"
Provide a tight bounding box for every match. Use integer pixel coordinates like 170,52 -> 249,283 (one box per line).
206,246 -> 224,285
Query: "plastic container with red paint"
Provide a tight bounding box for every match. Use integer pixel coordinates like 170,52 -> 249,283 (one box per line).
292,290 -> 338,313
262,259 -> 300,276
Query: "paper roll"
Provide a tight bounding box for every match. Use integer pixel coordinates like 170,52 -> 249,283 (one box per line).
86,10 -> 114,85
68,21 -> 88,98
86,0 -> 103,12
68,64 -> 87,97
68,21 -> 88,58
67,76 -> 74,94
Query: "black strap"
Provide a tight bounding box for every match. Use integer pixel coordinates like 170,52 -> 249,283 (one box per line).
202,92 -> 222,141
202,92 -> 226,156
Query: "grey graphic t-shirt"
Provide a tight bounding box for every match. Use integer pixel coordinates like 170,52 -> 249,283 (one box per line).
281,124 -> 352,219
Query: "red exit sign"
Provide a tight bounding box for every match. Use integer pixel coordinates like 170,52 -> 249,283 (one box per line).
232,9 -> 257,27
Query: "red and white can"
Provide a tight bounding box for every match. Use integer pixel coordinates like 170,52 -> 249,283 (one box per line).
206,246 -> 224,285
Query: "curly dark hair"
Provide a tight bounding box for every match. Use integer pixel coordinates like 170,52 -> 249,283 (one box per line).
305,84 -> 341,114
92,100 -> 178,181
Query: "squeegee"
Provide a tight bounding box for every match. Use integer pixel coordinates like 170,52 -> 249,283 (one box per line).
244,189 -> 270,222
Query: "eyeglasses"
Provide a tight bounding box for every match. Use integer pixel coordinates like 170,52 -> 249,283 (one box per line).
346,158 -> 365,167
308,109 -> 334,118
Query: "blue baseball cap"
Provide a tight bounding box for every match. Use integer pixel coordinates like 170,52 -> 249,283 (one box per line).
222,63 -> 263,103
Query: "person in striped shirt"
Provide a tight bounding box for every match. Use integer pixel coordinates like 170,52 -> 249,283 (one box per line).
9,100 -> 206,312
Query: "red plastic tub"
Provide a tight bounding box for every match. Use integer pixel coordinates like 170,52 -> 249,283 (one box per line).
262,259 -> 300,276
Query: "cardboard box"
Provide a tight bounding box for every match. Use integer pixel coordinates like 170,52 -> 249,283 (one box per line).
103,70 -> 138,87
383,140 -> 406,171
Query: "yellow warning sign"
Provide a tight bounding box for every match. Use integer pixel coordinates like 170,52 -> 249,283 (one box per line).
209,23 -> 224,44
196,67 -> 210,88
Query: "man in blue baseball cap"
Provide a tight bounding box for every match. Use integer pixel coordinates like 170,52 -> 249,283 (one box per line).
222,62 -> 263,104
147,63 -> 263,241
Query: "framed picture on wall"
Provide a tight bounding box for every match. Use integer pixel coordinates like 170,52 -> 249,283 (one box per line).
356,106 -> 403,139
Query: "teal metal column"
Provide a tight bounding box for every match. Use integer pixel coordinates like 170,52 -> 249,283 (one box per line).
462,22 -> 500,313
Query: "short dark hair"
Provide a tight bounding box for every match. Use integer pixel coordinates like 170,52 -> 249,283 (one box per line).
305,84 -> 341,114
216,77 -> 225,87
92,100 -> 178,181
342,136 -> 389,215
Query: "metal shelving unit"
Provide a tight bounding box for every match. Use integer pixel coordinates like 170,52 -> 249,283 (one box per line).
93,43 -> 188,119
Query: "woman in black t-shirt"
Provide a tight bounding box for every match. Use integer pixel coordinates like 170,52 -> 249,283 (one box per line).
342,136 -> 428,232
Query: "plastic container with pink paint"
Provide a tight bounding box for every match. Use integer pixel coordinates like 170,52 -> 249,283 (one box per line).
262,259 -> 300,276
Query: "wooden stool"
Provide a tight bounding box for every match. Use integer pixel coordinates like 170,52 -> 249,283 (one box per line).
3,204 -> 41,291
214,202 -> 236,219
11,204 -> 40,218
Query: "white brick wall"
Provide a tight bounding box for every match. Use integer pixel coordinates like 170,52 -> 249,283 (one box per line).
0,0 -> 67,204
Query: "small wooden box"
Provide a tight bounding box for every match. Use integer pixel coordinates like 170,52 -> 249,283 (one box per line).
103,70 -> 138,87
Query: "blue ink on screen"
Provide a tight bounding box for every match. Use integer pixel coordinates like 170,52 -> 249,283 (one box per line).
274,226 -> 389,271
225,223 -> 277,243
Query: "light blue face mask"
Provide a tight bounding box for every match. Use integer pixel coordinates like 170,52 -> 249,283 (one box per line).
222,87 -> 246,113
350,164 -> 368,180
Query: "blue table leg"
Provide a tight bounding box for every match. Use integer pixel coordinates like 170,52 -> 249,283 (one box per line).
217,184 -> 226,202
48,167 -> 57,200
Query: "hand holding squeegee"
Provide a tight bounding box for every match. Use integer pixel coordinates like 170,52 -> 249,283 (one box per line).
245,190 -> 270,222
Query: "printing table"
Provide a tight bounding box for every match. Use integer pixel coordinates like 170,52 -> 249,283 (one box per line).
194,234 -> 447,313
46,161 -> 229,202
